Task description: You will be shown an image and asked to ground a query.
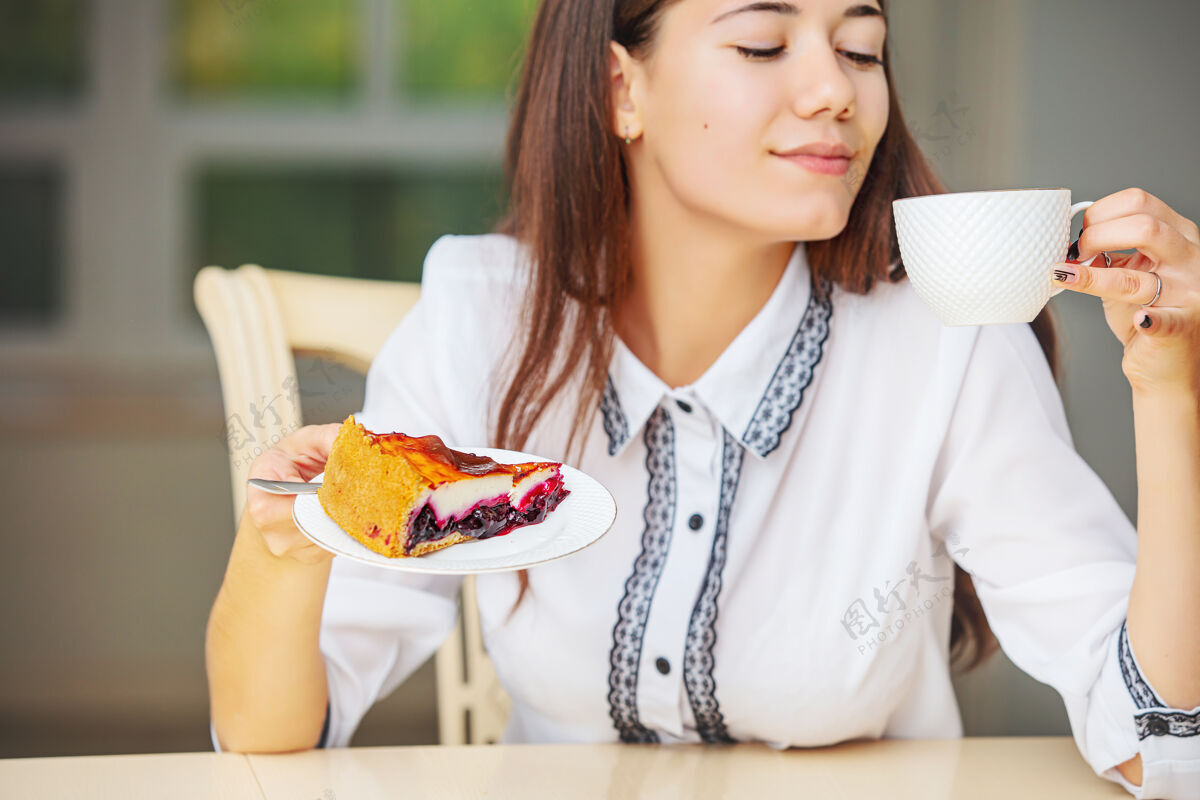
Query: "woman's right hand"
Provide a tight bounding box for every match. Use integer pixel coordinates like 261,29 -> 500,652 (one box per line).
244,422 -> 343,565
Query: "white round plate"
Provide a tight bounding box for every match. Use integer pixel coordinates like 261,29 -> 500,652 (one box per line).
292,447 -> 616,574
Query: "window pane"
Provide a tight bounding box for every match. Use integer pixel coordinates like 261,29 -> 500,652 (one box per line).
0,0 -> 86,102
399,0 -> 535,99
0,163 -> 62,322
189,165 -> 505,319
169,0 -> 358,99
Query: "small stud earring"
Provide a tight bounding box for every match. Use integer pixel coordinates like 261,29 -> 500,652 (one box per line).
625,127 -> 632,145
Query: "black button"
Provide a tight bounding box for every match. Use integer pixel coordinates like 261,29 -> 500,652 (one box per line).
1147,716 -> 1170,736
655,657 -> 671,675
688,514 -> 704,530
675,399 -> 693,413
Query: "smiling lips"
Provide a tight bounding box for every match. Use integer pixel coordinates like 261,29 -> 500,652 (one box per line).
772,142 -> 855,176
776,153 -> 852,175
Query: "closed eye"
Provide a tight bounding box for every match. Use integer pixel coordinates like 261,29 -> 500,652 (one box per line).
734,45 -> 883,67
735,45 -> 787,60
843,50 -> 883,67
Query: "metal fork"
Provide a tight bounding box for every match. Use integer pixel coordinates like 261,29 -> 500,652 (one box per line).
247,478 -> 321,495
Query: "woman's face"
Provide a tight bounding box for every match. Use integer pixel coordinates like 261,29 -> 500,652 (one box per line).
620,0 -> 890,242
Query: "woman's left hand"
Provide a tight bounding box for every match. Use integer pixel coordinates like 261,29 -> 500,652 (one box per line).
1051,187 -> 1200,397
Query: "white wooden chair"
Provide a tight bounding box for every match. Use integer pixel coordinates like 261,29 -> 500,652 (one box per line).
194,263 -> 511,746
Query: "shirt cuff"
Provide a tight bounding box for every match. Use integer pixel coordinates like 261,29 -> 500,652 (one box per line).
1094,618 -> 1200,799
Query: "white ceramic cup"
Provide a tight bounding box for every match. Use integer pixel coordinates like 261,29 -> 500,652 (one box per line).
891,188 -> 1101,326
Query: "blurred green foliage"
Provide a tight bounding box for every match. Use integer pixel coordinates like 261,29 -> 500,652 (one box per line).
0,0 -> 85,101
0,164 -> 61,322
191,165 -> 506,292
400,0 -> 535,98
170,0 -> 358,98
168,0 -> 536,100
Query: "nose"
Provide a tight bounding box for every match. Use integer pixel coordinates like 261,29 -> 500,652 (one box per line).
789,38 -> 857,120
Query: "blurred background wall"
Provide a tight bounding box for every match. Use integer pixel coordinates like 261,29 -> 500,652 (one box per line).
0,0 -> 1196,757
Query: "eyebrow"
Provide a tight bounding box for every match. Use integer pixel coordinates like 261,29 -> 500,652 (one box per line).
712,2 -> 885,25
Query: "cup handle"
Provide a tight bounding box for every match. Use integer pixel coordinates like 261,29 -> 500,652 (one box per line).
1051,200 -> 1099,297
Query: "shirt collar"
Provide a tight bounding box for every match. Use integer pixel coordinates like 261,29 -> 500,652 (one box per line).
602,242 -> 834,461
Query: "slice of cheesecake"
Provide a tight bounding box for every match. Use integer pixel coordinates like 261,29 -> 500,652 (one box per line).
317,415 -> 569,558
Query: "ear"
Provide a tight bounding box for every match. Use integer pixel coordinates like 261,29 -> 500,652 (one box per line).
609,41 -> 643,142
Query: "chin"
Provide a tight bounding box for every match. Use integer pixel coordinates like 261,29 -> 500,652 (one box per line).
806,216 -> 851,241
754,202 -> 851,243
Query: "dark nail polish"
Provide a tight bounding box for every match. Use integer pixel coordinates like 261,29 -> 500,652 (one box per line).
1066,238 -> 1080,262
1139,315 -> 1153,329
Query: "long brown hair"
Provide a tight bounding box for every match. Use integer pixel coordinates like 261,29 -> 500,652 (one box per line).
492,0 -> 1058,674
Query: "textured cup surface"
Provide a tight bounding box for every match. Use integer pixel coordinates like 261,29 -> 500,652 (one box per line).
892,189 -> 1075,326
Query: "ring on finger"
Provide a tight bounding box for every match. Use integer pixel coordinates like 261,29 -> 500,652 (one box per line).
1143,271 -> 1163,307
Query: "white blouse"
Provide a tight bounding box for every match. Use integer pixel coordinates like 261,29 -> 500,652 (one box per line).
213,234 -> 1199,798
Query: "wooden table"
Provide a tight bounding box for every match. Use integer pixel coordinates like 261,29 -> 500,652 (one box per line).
0,737 -> 1130,799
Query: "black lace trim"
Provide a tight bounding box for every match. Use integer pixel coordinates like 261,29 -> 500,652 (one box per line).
601,374 -> 630,456
607,406 -> 675,743
682,428 -> 744,744
742,277 -> 833,459
1136,709 -> 1200,740
1118,618 -> 1164,709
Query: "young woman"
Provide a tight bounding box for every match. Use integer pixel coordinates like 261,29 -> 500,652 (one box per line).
205,1 -> 1200,796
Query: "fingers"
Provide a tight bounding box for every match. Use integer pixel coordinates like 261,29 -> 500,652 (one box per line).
1134,306 -> 1190,337
246,423 -> 342,536
1077,213 -> 1196,267
1051,261 -> 1167,307
250,493 -> 327,562
1083,187 -> 1200,247
248,423 -> 341,483
1068,249 -> 1141,273
244,484 -> 293,534
240,422 -> 345,563
278,422 -> 342,465
287,422 -> 344,482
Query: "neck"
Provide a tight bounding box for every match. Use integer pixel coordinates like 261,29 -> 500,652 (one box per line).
616,180 -> 794,389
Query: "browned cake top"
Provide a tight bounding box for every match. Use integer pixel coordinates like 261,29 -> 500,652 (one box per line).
360,426 -> 552,488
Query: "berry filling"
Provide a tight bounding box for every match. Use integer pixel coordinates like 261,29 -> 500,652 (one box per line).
405,476 -> 569,554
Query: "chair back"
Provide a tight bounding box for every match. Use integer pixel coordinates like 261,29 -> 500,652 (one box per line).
194,263 -> 510,745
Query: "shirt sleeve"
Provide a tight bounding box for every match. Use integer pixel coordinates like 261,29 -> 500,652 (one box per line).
926,322 -> 1200,799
